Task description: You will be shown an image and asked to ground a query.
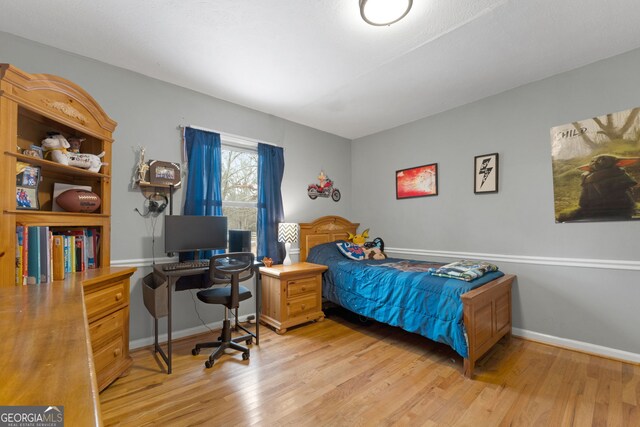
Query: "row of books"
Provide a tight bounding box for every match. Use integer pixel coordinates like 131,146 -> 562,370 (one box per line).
15,226 -> 101,286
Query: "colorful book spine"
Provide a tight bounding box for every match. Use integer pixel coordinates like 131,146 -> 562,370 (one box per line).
52,235 -> 65,281
87,228 -> 95,269
63,235 -> 71,273
39,226 -> 50,284
22,226 -> 28,285
15,226 -> 24,286
27,226 -> 40,285
70,235 -> 76,273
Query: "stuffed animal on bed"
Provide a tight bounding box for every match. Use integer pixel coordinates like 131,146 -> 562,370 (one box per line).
347,229 -> 387,260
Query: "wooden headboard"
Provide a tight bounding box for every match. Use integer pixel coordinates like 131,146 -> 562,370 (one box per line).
299,216 -> 360,262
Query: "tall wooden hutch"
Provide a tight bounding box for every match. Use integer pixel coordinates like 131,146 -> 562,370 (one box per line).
0,64 -> 135,391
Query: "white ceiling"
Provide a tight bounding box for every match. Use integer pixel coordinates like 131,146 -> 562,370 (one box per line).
2,0 -> 640,140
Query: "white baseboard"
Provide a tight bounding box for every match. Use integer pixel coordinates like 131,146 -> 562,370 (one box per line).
129,313 -> 256,350
512,327 -> 640,364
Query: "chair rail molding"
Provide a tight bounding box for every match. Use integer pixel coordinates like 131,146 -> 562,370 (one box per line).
386,247 -> 640,271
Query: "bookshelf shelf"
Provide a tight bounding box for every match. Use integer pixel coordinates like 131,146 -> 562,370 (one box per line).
7,151 -> 110,179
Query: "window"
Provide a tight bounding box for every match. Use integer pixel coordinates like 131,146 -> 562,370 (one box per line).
221,144 -> 258,253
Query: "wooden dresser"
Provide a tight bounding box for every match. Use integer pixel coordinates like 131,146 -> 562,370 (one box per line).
259,262 -> 327,334
83,267 -> 136,391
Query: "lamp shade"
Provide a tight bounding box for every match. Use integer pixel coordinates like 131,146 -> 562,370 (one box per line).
360,0 -> 413,26
278,223 -> 299,244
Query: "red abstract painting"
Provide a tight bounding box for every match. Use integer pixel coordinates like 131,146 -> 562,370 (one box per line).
396,163 -> 438,199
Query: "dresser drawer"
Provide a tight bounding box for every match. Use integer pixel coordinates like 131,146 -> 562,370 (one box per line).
85,280 -> 127,321
89,308 -> 126,351
93,331 -> 125,376
287,294 -> 318,317
287,277 -> 318,298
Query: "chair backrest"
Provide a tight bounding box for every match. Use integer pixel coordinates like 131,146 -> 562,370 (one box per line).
208,252 -> 255,308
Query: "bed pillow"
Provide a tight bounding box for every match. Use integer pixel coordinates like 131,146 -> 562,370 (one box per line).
336,242 -> 365,260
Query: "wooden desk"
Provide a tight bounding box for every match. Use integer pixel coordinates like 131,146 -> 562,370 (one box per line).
0,266 -> 136,426
0,280 -> 101,426
152,262 -> 261,374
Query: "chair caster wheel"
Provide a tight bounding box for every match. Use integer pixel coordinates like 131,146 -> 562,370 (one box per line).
242,352 -> 250,361
192,348 -> 200,356
246,338 -> 253,345
205,360 -> 214,368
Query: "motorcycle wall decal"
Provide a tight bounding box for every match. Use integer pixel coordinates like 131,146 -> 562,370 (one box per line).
308,170 -> 341,202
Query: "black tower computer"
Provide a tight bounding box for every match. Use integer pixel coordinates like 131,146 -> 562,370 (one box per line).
228,230 -> 251,253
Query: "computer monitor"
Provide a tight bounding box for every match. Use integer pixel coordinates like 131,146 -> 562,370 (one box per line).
164,215 -> 228,253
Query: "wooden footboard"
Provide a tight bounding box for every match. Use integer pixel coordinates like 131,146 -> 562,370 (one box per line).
461,274 -> 515,378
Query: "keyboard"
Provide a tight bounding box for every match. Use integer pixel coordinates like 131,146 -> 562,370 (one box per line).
160,260 -> 210,271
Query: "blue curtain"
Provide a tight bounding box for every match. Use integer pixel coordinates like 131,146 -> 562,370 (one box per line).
257,143 -> 285,263
182,127 -> 224,260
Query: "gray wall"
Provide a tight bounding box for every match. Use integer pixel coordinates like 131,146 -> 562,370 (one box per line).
1,32 -> 352,343
351,48 -> 640,356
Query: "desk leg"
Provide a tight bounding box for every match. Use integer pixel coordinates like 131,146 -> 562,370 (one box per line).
167,275 -> 173,374
256,271 -> 260,345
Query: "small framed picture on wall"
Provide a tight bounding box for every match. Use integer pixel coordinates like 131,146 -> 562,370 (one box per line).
474,153 -> 499,194
149,160 -> 181,187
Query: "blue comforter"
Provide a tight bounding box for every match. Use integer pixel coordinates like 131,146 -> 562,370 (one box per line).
307,242 -> 504,358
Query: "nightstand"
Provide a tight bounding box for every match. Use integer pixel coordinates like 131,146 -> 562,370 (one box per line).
259,262 -> 328,334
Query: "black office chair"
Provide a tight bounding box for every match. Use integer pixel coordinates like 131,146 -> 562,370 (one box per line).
191,252 -> 255,368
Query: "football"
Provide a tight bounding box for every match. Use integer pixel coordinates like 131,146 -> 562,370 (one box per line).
56,189 -> 101,213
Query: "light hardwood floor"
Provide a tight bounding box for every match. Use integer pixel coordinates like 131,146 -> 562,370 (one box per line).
100,309 -> 640,426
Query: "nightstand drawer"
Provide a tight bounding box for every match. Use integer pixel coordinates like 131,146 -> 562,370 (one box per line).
287,277 -> 318,297
85,280 -> 127,321
287,294 -> 318,317
89,308 -> 126,351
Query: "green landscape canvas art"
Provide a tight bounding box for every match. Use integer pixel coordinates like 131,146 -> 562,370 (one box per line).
550,107 -> 640,223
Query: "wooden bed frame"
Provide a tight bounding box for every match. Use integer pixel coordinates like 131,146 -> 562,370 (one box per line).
299,215 -> 515,378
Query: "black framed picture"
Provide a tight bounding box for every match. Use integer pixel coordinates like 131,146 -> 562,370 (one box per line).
149,160 -> 181,187
16,163 -> 41,210
474,153 -> 499,194
396,163 -> 438,199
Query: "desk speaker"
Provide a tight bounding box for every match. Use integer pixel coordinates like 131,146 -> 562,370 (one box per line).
229,230 -> 251,253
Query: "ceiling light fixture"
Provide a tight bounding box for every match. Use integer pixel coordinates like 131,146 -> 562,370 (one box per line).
360,0 -> 413,26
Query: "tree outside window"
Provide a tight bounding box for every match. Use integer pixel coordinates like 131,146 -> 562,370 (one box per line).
221,146 -> 258,253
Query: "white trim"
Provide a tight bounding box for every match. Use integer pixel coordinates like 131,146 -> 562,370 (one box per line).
129,313 -> 256,350
112,250 -> 301,268
512,328 -> 640,363
385,247 -> 640,271
111,257 -> 176,268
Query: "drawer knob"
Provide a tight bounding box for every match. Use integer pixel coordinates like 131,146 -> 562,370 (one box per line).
113,348 -> 121,357
301,286 -> 306,291
115,292 -> 123,301
301,304 -> 306,309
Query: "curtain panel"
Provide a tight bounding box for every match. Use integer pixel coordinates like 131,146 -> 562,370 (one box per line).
182,127 -> 224,260
257,143 -> 285,263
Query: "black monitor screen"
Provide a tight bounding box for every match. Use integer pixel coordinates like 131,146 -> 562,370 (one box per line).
164,215 -> 228,253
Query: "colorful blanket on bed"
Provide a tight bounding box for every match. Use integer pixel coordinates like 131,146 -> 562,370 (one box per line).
428,260 -> 499,282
